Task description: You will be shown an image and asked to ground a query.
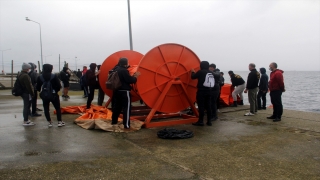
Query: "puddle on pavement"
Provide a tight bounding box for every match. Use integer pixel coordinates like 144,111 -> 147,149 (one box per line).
47,150 -> 61,154
24,151 -> 42,156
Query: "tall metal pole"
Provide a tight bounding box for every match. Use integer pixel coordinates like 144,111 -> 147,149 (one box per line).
59,54 -> 60,72
1,49 -> 11,74
26,17 -> 43,67
11,60 -> 13,88
75,56 -> 77,70
127,0 -> 133,50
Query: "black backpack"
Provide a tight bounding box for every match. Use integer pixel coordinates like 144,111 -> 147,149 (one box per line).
39,74 -> 55,100
12,74 -> 24,96
106,70 -> 122,90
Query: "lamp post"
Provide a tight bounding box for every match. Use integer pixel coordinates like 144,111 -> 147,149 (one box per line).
127,0 -> 133,50
44,54 -> 52,63
26,17 -> 43,67
75,56 -> 78,70
1,49 -> 11,74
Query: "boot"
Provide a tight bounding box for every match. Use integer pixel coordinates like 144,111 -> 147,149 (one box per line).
231,101 -> 237,107
238,100 -> 244,105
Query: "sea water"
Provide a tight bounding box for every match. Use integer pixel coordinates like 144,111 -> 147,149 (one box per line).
223,71 -> 320,113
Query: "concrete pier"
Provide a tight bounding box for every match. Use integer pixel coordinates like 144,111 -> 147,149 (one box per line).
0,89 -> 319,179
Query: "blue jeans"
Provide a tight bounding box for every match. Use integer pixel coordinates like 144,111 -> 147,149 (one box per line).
21,93 -> 31,121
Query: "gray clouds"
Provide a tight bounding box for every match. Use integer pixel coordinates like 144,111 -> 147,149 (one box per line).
0,0 -> 319,73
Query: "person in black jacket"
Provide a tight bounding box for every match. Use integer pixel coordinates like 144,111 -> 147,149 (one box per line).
36,64 -> 64,127
244,63 -> 260,116
208,64 -> 221,121
60,67 -> 71,99
111,58 -> 140,129
96,65 -> 105,106
191,61 -> 213,126
86,63 -> 100,109
28,62 -> 42,117
257,67 -> 268,110
228,71 -> 246,107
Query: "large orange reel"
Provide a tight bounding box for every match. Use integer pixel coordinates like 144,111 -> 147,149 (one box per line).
136,43 -> 200,113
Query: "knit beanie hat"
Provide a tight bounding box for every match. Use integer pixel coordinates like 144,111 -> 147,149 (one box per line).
22,63 -> 31,70
118,57 -> 128,66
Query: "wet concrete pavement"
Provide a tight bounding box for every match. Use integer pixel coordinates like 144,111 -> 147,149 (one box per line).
0,89 -> 320,179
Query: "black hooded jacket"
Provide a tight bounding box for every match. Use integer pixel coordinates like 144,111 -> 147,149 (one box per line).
60,67 -> 70,82
116,65 -> 137,91
246,68 -> 260,89
28,63 -> 39,88
86,63 -> 98,87
259,68 -> 268,91
36,64 -> 61,94
191,61 -> 213,90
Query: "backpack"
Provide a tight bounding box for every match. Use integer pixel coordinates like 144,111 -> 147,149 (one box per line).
12,74 -> 24,96
39,74 -> 55,100
203,72 -> 215,88
106,71 -> 122,90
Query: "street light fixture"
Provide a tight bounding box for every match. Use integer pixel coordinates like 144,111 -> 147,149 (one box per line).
26,17 -> 43,67
1,49 -> 11,74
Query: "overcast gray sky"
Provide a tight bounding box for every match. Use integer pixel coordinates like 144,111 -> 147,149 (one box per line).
0,0 -> 319,73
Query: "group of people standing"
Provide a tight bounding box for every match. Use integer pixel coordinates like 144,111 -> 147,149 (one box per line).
190,61 -> 225,126
227,62 -> 284,122
18,62 -> 64,127
191,61 -> 285,126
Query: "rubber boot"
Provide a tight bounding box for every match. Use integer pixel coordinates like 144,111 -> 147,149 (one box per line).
238,100 -> 244,105
231,101 -> 237,107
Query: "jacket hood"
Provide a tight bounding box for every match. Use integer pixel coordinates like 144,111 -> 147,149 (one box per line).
200,61 -> 209,70
89,63 -> 97,70
260,67 -> 266,74
274,69 -> 284,73
276,69 -> 284,74
43,64 -> 53,73
28,62 -> 36,72
63,67 -> 68,72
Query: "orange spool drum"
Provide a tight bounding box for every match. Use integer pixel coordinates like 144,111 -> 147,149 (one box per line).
136,43 -> 200,113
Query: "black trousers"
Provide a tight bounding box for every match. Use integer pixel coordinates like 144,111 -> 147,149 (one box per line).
211,89 -> 219,119
21,93 -> 31,121
111,90 -> 131,128
97,87 -> 105,106
270,90 -> 283,118
196,89 -> 212,124
31,90 -> 38,114
217,85 -> 223,109
42,94 -> 61,122
86,86 -> 95,109
257,90 -> 267,108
